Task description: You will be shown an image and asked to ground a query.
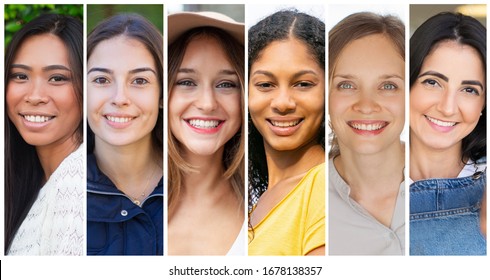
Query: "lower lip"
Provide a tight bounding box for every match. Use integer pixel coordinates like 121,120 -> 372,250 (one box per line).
266,121 -> 303,136
21,117 -> 53,130
105,117 -> 133,129
186,121 -> 224,134
425,117 -> 456,133
349,125 -> 387,136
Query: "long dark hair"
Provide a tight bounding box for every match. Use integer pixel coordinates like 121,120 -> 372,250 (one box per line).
4,13 -> 83,253
410,12 -> 486,162
87,13 -> 163,154
248,9 -> 325,210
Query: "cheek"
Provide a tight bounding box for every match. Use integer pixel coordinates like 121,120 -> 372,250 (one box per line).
248,91 -> 268,116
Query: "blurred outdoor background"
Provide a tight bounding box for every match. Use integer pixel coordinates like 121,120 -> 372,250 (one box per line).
87,4 -> 163,34
4,4 -> 83,47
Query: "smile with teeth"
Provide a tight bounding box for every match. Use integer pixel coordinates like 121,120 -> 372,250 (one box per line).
187,119 -> 222,129
269,119 -> 302,127
22,114 -> 54,123
348,121 -> 388,131
106,115 -> 133,123
425,115 -> 457,127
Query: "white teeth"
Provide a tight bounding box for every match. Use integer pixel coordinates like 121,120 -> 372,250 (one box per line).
350,122 -> 386,131
107,116 -> 132,123
188,119 -> 220,129
24,115 -> 52,123
270,120 -> 301,127
426,116 -> 456,127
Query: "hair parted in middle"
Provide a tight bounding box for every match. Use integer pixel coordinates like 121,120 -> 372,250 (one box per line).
328,11 -> 405,159
86,13 -> 164,154
248,9 -> 325,209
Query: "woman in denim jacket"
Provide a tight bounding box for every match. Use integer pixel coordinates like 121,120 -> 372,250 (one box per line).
410,12 -> 486,255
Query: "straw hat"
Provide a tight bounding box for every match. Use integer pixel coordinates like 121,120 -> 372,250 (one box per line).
168,11 -> 244,45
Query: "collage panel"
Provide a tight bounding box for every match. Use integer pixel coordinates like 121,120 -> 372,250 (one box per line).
409,4 -> 487,256
166,4 -> 246,256
327,4 -> 406,256
247,4 -> 326,256
4,3 -> 84,255
86,4 -> 164,255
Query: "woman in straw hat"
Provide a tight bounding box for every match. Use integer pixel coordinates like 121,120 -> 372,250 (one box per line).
167,10 -> 246,255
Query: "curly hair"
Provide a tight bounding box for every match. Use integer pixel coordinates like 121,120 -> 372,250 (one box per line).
248,9 -> 325,210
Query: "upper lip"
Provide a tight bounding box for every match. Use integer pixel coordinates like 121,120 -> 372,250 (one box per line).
19,111 -> 55,117
184,116 -> 224,121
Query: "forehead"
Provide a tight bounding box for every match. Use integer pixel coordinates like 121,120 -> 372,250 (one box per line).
253,38 -> 322,71
14,33 -> 69,65
333,34 -> 404,75
421,40 -> 484,80
89,35 -> 156,68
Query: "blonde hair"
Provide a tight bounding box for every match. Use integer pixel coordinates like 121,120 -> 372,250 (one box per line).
167,27 -> 245,217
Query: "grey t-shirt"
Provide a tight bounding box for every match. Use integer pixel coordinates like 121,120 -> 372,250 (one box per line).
328,158 -> 405,255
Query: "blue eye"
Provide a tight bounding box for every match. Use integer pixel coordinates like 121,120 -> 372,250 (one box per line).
338,82 -> 354,90
381,83 -> 397,90
217,81 -> 236,88
176,80 -> 196,87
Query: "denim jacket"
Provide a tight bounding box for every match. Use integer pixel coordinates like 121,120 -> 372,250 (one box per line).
87,154 -> 164,255
410,158 -> 486,255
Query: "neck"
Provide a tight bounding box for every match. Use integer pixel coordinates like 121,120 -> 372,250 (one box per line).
410,133 -> 463,181
36,135 -> 79,181
334,140 -> 404,192
264,140 -> 325,188
181,147 -> 228,196
94,135 -> 162,190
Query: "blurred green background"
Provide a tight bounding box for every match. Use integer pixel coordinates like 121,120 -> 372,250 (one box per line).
87,5 -> 163,34
4,4 -> 83,47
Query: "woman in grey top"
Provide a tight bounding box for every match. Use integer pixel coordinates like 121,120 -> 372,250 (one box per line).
328,12 -> 406,255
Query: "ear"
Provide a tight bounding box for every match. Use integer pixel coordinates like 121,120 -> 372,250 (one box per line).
159,98 -> 163,109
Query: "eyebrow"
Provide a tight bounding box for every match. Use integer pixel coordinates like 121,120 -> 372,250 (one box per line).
88,67 -> 156,75
178,68 -> 237,76
462,80 -> 484,89
11,64 -> 71,72
419,70 -> 483,89
332,74 -> 403,80
418,71 -> 448,82
251,69 -> 318,79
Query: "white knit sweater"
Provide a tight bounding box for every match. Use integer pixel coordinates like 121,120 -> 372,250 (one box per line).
8,145 -> 85,255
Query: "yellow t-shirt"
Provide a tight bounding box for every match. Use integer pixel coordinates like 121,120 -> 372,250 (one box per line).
248,163 -> 325,255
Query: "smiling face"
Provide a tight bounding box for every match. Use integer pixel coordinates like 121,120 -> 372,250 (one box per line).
248,38 -> 325,152
7,34 -> 81,150
169,35 -> 242,157
87,35 -> 161,148
329,34 -> 405,155
410,40 -> 485,152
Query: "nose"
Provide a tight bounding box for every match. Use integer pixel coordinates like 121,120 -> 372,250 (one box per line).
352,93 -> 381,114
271,88 -> 296,114
436,91 -> 457,117
111,84 -> 131,107
194,86 -> 218,112
24,80 -> 49,105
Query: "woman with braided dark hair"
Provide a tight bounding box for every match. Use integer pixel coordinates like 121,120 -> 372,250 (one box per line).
248,9 -> 325,256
